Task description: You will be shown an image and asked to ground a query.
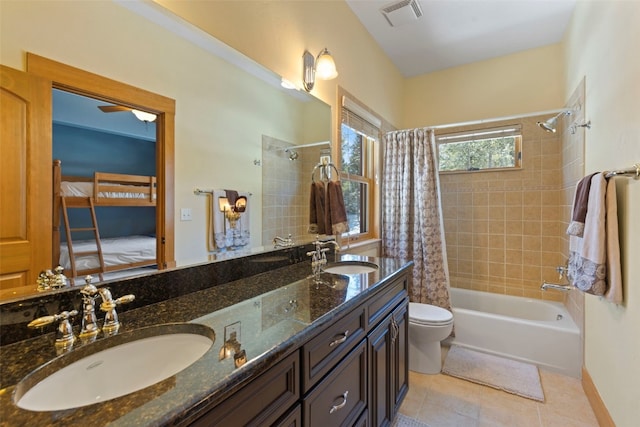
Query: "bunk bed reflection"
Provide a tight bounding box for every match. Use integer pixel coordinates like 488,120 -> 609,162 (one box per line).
53,160 -> 157,283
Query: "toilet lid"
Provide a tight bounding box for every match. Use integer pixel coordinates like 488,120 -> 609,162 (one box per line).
409,302 -> 453,325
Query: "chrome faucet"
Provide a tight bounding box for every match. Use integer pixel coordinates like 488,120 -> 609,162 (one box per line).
98,288 -> 135,336
28,309 -> 78,353
26,281 -> 135,352
306,236 -> 341,280
79,275 -> 100,343
273,234 -> 294,248
541,262 -> 573,292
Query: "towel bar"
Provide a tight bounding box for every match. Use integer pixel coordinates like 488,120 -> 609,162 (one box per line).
311,162 -> 341,182
605,163 -> 640,179
194,189 -> 253,196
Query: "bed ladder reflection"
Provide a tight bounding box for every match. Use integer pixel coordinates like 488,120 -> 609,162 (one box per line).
61,196 -> 106,284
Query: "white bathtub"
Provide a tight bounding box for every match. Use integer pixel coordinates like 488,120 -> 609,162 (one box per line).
445,287 -> 581,378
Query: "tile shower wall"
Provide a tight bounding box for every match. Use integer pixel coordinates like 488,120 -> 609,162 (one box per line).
440,116 -> 566,301
261,135 -> 323,246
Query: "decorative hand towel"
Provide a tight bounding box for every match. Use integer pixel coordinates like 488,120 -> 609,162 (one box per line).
566,172 -> 598,237
567,173 -> 622,303
308,181 -> 326,234
603,176 -> 622,303
325,180 -> 349,235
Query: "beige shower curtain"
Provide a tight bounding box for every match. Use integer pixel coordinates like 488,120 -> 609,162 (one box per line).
382,128 -> 452,311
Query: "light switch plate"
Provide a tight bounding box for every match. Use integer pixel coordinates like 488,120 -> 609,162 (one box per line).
180,208 -> 192,221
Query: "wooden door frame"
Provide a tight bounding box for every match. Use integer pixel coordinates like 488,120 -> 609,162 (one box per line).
26,53 -> 176,269
0,65 -> 52,299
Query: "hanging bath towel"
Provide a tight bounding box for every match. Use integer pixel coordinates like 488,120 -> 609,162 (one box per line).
325,180 -> 349,235
566,172 -> 598,237
567,173 -> 622,303
308,181 -> 326,234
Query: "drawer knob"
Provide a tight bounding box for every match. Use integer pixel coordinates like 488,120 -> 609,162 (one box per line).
329,390 -> 349,414
329,330 -> 349,347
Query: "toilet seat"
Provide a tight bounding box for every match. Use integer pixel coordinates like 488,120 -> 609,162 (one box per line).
409,302 -> 453,326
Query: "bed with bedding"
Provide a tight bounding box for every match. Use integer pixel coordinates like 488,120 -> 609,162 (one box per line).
52,159 -> 157,279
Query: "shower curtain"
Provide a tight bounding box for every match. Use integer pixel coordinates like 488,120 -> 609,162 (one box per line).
382,128 -> 452,311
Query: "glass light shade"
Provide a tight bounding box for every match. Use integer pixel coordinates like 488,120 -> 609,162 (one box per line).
218,197 -> 230,212
131,109 -> 157,122
315,49 -> 338,80
234,196 -> 247,212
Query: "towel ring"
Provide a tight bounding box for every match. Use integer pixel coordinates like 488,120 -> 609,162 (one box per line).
311,163 -> 340,182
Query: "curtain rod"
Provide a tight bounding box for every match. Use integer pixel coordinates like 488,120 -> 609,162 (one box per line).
283,141 -> 331,152
426,108 -> 568,131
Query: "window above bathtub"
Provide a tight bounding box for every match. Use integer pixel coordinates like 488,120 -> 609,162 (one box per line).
436,124 -> 522,173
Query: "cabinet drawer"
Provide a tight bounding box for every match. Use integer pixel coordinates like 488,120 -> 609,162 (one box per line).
189,351 -> 299,427
304,340 -> 367,427
302,304 -> 366,392
366,275 -> 407,329
274,403 -> 302,427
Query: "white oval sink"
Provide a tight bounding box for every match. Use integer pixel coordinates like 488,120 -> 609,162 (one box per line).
323,261 -> 379,275
14,323 -> 215,412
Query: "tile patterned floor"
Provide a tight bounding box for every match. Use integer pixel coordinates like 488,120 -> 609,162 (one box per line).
399,352 -> 599,427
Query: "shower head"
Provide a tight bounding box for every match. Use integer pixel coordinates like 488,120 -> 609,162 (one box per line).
288,150 -> 299,161
537,110 -> 573,133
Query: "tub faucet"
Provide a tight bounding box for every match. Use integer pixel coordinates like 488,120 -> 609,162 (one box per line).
555,263 -> 569,280
541,282 -> 573,292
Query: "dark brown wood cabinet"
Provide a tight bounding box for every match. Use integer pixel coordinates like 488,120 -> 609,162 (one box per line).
188,351 -> 300,427
368,298 -> 409,427
186,271 -> 409,427
275,404 -> 302,427
303,340 -> 367,426
392,303 -> 409,414
302,305 -> 367,392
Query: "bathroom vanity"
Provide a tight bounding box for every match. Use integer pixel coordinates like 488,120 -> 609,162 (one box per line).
0,250 -> 412,427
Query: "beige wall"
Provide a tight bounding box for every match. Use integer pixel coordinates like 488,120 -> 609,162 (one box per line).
154,0 -> 406,130
440,116 -> 564,301
564,2 -> 640,425
403,44 -> 565,128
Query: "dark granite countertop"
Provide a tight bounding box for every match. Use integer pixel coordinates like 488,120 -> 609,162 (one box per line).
0,255 -> 411,427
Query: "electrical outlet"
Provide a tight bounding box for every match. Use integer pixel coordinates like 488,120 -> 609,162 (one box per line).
180,208 -> 192,221
224,321 -> 241,342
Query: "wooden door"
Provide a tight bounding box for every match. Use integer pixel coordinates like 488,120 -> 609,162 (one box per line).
0,65 -> 52,299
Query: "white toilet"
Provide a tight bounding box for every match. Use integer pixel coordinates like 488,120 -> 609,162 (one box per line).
408,302 -> 454,374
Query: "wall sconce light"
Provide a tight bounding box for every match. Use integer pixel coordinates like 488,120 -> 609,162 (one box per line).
218,195 -> 247,231
131,109 -> 157,123
218,322 -> 247,368
302,48 -> 338,92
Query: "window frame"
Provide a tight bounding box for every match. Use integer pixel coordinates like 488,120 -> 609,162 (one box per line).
337,94 -> 380,242
436,125 -> 523,174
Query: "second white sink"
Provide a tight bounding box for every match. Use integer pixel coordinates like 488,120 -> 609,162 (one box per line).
14,323 -> 215,412
323,261 -> 379,275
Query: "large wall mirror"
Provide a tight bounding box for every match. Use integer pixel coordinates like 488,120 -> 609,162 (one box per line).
0,2 -> 330,301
